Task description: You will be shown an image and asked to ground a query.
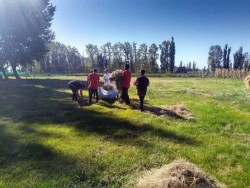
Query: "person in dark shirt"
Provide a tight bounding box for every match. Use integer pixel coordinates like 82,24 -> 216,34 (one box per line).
134,69 -> 149,111
68,80 -> 85,101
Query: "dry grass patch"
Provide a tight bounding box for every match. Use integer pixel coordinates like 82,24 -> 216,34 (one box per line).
109,69 -> 123,92
244,75 -> 250,89
146,104 -> 194,120
135,159 -> 226,188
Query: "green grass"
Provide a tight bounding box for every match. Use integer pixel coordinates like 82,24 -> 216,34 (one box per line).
0,77 -> 249,187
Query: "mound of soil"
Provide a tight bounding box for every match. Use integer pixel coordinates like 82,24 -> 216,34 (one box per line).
135,159 -> 226,188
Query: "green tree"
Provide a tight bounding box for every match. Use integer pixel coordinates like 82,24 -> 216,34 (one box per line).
159,40 -> 170,72
148,43 -> 159,73
86,44 -> 99,68
223,44 -> 231,69
138,43 -> 148,70
179,61 -> 183,67
0,46 -> 9,79
208,45 -> 222,72
233,47 -> 244,70
112,42 -> 123,69
192,61 -> 196,71
223,44 -> 228,69
226,46 -> 231,69
243,52 -> 249,71
0,0 -> 55,79
133,43 -> 141,72
169,37 -> 175,72
67,46 -> 83,73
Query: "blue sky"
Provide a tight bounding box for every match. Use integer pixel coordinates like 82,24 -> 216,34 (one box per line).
51,0 -> 250,68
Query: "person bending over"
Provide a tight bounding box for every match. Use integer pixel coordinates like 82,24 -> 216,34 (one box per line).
68,80 -> 85,101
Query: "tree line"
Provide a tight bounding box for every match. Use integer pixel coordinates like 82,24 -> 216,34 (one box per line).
208,44 -> 250,72
38,38 -> 176,75
22,39 -> 176,76
1,0 -> 249,80
0,0 -> 176,79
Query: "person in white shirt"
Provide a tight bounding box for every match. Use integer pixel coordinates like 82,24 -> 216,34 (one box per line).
103,69 -> 111,86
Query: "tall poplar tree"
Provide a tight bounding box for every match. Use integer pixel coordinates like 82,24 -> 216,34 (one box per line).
169,37 -> 176,72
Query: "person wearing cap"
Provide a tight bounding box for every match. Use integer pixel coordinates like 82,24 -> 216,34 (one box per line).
68,80 -> 85,101
134,69 -> 149,111
121,63 -> 131,105
88,68 -> 100,104
103,69 -> 111,86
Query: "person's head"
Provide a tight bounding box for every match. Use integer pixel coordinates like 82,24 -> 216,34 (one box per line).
124,64 -> 129,70
93,68 -> 97,73
140,69 -> 145,75
105,69 -> 109,73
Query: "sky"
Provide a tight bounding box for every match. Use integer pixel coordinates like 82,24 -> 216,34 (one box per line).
50,0 -> 250,68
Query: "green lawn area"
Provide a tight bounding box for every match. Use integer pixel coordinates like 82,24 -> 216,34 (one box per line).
0,76 -> 249,187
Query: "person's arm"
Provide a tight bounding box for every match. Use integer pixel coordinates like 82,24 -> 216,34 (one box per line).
134,78 -> 139,86
79,89 -> 83,99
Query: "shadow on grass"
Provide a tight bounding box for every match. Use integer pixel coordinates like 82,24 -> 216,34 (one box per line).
0,79 -> 200,187
89,98 -> 194,120
1,78 -> 199,148
64,107 -> 199,146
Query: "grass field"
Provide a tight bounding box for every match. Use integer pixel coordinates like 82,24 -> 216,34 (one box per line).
0,76 -> 249,187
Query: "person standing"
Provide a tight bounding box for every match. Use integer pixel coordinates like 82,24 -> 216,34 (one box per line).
134,69 -> 149,111
103,69 -> 111,86
121,64 -> 131,105
68,80 -> 85,101
88,68 -> 100,104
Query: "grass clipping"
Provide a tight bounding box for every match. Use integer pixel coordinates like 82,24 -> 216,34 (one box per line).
149,104 -> 194,120
102,83 -> 114,91
109,69 -> 123,92
135,159 -> 226,188
244,75 -> 250,90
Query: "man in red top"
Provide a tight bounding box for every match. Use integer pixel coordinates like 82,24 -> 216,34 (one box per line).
88,68 -> 100,104
121,64 -> 131,105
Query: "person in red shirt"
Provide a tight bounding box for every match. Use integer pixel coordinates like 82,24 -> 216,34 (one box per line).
88,68 -> 100,104
121,64 -> 131,104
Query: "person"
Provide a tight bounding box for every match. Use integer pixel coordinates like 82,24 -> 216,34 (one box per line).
68,80 -> 85,101
121,63 -> 131,104
88,68 -> 100,104
134,69 -> 149,111
103,69 -> 111,86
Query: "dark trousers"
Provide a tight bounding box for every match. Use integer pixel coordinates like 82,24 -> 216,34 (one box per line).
89,88 -> 96,98
89,89 -> 98,103
139,96 -> 145,111
121,88 -> 130,104
69,84 -> 78,101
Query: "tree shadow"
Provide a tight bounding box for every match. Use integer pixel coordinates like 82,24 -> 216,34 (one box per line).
92,98 -> 195,121
0,78 -> 200,187
62,106 -> 199,146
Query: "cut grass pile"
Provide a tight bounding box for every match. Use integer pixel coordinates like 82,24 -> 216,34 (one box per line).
0,77 -> 249,187
135,159 -> 226,188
